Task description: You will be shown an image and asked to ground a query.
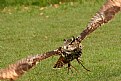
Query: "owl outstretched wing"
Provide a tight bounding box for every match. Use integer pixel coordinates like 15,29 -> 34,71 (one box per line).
0,49 -> 62,81
77,0 -> 121,41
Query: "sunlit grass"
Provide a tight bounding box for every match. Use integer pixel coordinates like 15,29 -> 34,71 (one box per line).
0,2 -> 121,81
0,0 -> 105,8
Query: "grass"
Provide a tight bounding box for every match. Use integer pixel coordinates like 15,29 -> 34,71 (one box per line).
0,1 -> 121,81
0,0 -> 103,8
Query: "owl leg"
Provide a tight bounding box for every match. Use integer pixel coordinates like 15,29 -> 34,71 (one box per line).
76,58 -> 90,71
67,63 -> 73,73
67,63 -> 79,73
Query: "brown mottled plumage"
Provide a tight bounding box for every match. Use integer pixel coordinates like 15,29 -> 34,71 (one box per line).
0,49 -> 62,81
78,0 -> 121,41
53,37 -> 90,72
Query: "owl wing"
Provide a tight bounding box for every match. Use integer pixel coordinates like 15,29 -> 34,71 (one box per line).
0,49 -> 61,81
78,0 -> 121,42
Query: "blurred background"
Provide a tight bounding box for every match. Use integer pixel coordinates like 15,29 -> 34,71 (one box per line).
0,0 -> 102,8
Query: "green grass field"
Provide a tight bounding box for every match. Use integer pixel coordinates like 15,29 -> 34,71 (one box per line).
0,1 -> 121,81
